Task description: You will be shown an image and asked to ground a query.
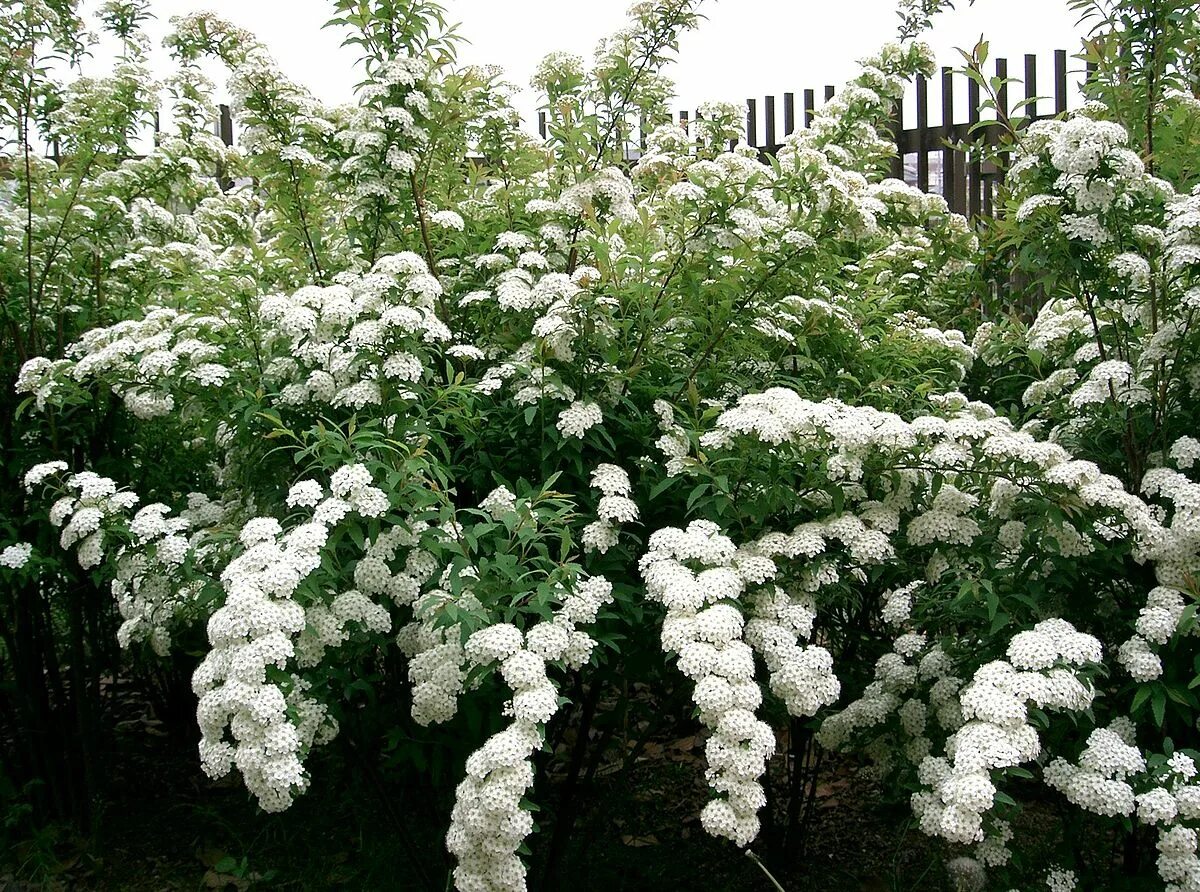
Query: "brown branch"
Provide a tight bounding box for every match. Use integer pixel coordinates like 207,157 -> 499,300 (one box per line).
408,169 -> 450,326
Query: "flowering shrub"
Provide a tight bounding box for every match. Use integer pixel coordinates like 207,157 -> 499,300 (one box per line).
5,0 -> 1200,889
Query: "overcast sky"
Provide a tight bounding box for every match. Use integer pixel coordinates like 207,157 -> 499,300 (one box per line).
85,0 -> 1091,137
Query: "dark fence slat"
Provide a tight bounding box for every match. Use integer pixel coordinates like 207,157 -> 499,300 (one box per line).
823,85 -> 835,102
1024,53 -> 1038,123
783,92 -> 795,136
890,98 -> 905,181
538,111 -> 547,139
747,97 -> 757,147
916,74 -> 929,193
996,57 -> 1010,179
219,104 -> 233,147
1054,49 -> 1068,115
996,57 -> 1009,125
941,67 -> 962,214
968,74 -> 982,220
803,88 -> 815,128
764,95 -> 776,150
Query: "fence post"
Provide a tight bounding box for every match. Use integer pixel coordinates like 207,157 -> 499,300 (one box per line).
746,97 -> 757,148
538,111 -> 547,140
783,92 -> 795,137
803,89 -> 815,128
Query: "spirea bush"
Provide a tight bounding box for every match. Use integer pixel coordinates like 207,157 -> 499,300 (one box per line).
4,0 -> 1200,888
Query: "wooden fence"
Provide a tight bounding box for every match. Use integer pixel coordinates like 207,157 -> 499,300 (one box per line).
539,49 -> 1090,220
172,49 -> 1088,222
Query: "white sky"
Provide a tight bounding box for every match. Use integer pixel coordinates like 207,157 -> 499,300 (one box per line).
84,0 -> 1091,138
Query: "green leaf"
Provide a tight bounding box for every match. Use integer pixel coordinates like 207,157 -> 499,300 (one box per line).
1152,687 -> 1167,728
648,477 -> 677,501
1131,684 -> 1153,714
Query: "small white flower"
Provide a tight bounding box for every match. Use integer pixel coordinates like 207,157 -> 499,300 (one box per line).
0,543 -> 33,569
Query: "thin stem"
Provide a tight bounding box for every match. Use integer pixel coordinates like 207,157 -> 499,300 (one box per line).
625,203 -> 727,377
560,0 -> 693,273
32,150 -> 97,317
22,43 -> 36,344
745,848 -> 789,892
676,244 -> 807,396
284,156 -> 324,282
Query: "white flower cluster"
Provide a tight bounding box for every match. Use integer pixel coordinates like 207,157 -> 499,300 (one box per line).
263,253 -> 451,409
114,492 -> 227,654
913,621 -> 1100,845
1157,825 -> 1200,892
641,520 -> 778,846
36,469 -> 140,569
479,485 -> 518,520
24,461 -> 236,654
1046,730 -> 1200,890
1009,114 -> 1156,249
777,41 -> 935,178
17,308 -> 230,419
447,575 -> 613,892
1119,466 -> 1200,681
335,52 -> 434,215
653,399 -> 692,478
529,269 -> 613,363
743,583 -> 839,717
192,468 -> 384,812
1045,867 -> 1078,892
0,542 -> 32,569
1044,722 -> 1145,817
703,389 -> 1162,564
1170,437 -> 1200,471
557,167 -> 639,223
379,526 -> 469,726
1007,111 -> 1200,473
819,629 -> 959,770
555,399 -> 603,439
399,612 -> 467,727
582,462 -> 635,554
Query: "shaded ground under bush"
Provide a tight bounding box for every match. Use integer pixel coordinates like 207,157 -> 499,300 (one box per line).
1,696 -> 949,892
1,680 -> 1161,892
